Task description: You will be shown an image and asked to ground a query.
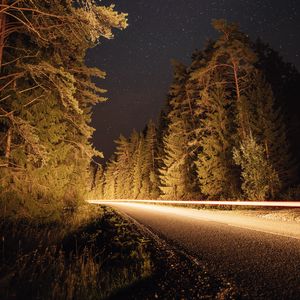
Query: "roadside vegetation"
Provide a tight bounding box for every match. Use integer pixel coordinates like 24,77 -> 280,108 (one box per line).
0,205 -> 152,300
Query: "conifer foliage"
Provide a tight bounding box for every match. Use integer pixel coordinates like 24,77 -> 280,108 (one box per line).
95,122 -> 160,200
0,0 -> 127,217
97,19 -> 299,201
159,62 -> 196,199
233,135 -> 280,200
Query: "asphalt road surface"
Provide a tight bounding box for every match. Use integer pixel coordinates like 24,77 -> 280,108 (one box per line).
99,203 -> 300,299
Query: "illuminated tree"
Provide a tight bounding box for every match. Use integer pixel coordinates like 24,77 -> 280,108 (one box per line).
114,134 -> 133,199
132,132 -> 144,198
0,0 -> 127,215
92,165 -> 105,199
138,120 -> 160,199
189,20 -> 254,199
189,20 -> 294,199
209,19 -> 257,140
160,116 -> 194,199
233,135 -> 280,200
245,71 -> 297,195
103,158 -> 117,200
194,76 -> 240,199
159,63 -> 195,199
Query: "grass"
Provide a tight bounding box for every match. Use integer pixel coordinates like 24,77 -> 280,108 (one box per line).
0,205 -> 153,300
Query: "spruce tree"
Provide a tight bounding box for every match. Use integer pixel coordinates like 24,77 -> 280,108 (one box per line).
143,120 -> 160,199
114,135 -> 132,199
159,63 -> 195,199
132,133 -> 144,198
233,135 -> 280,200
194,77 -> 240,199
246,71 -> 297,194
103,158 -> 117,200
160,116 -> 193,199
92,165 -> 105,199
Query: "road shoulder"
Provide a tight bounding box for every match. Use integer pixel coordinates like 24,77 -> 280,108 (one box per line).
109,208 -> 243,300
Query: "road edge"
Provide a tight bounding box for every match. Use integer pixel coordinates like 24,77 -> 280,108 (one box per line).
111,207 -> 244,300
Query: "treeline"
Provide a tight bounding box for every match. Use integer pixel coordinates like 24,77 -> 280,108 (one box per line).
94,20 -> 300,201
93,120 -> 161,200
0,0 -> 127,218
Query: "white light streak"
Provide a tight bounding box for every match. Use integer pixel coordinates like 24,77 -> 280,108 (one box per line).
87,201 -> 300,240
87,199 -> 300,208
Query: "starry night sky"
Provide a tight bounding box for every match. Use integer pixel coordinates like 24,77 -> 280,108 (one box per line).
87,0 -> 300,160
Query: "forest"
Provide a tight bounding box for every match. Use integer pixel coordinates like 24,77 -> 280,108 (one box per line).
93,20 -> 300,202
1,1 -> 300,219
1,1 -> 300,299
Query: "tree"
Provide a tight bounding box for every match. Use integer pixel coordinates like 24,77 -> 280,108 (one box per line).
160,116 -> 194,199
254,39 -> 300,180
245,71 -> 297,195
0,0 -> 127,216
114,134 -> 132,199
92,164 -> 105,199
159,63 -> 195,199
135,120 -> 161,199
103,157 -> 117,200
190,19 -> 296,199
194,77 -> 240,199
190,20 -> 256,199
233,135 -> 280,200
132,132 -> 144,198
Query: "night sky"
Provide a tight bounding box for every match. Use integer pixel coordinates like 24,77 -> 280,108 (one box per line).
87,0 -> 300,160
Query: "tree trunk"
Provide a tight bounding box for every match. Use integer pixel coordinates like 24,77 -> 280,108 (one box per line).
5,126 -> 12,161
232,60 -> 247,139
0,0 -> 7,69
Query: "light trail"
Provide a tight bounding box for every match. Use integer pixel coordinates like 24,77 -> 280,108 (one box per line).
87,201 -> 300,240
87,199 -> 300,208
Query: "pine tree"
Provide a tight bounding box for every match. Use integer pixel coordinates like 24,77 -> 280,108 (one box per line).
208,19 -> 257,139
190,19 -> 293,199
189,20 -> 255,199
0,0 -> 127,216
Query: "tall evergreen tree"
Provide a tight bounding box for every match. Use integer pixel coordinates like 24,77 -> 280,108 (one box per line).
103,157 -> 117,200
160,116 -> 194,199
194,76 -> 240,199
132,132 -> 144,198
0,0 -> 127,215
114,134 -> 132,199
245,71 -> 297,194
233,135 -> 280,200
160,63 -> 195,199
92,164 -> 105,199
190,20 -> 293,199
140,120 -> 160,199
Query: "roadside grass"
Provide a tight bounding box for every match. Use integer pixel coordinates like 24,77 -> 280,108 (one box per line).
0,205 -> 152,300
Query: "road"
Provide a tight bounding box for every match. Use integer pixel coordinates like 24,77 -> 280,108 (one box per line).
95,202 -> 300,299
